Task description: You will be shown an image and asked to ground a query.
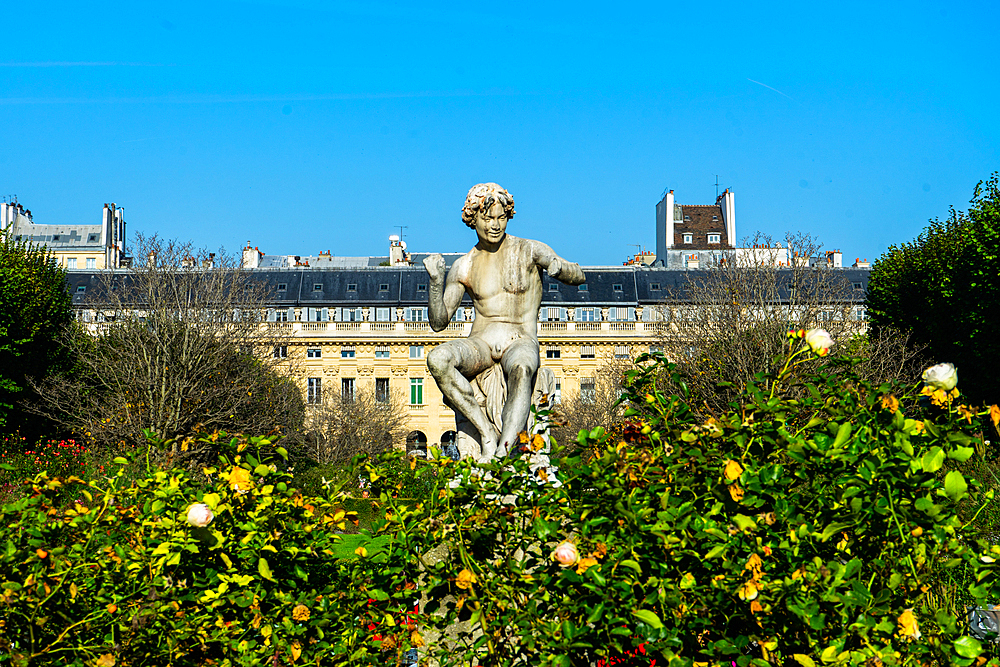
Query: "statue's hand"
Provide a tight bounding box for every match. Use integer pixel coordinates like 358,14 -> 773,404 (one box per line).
423,253 -> 446,282
548,256 -> 563,279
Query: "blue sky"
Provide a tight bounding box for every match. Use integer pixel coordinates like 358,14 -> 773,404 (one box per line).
2,0 -> 997,266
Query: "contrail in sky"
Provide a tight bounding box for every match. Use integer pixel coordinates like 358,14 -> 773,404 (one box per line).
747,78 -> 794,101
0,62 -> 169,67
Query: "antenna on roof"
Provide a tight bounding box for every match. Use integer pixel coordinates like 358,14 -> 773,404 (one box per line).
396,225 -> 408,242
714,175 -> 721,198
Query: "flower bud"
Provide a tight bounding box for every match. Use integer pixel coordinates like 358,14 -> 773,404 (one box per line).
922,363 -> 957,391
186,503 -> 214,528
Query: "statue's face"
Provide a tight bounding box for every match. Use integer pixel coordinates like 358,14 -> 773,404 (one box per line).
475,201 -> 508,246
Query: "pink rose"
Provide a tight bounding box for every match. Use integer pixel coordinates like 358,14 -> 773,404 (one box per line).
186,503 -> 214,528
551,541 -> 579,567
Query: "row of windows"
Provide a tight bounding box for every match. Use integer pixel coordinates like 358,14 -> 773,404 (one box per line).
679,233 -> 722,244
279,282 -> 431,294
305,377 -> 418,405
284,344 -> 633,360
287,345 -> 425,360
65,257 -> 98,269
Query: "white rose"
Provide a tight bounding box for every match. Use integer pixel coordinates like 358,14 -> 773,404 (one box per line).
551,541 -> 579,567
186,503 -> 214,528
922,363 -> 957,391
804,328 -> 834,356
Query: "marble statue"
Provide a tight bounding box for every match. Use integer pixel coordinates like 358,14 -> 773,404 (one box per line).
423,183 -> 585,462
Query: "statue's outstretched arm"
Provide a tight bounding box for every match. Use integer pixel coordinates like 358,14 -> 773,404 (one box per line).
423,253 -> 465,332
531,240 -> 586,286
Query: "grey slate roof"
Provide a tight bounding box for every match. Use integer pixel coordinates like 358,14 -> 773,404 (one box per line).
64,267 -> 870,308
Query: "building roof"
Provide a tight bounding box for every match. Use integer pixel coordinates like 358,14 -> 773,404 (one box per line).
65,266 -> 870,308
674,204 -> 730,249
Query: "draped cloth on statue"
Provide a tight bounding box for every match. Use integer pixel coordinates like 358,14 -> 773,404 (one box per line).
454,366 -> 556,466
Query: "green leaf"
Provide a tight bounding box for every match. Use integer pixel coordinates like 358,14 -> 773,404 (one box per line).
632,609 -> 663,628
619,559 -> 642,574
921,447 -> 945,473
792,654 -> 816,667
586,602 -> 606,624
258,557 -> 275,581
952,635 -> 982,658
732,514 -> 757,531
944,471 -> 968,501
832,422 -> 853,448
948,446 -> 974,463
112,457 -> 129,465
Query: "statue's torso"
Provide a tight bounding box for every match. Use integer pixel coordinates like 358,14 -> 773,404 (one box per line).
455,235 -> 542,345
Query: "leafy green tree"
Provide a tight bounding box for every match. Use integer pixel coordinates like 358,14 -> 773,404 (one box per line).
867,173 -> 1000,406
0,236 -> 73,438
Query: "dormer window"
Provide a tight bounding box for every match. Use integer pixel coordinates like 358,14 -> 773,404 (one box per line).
347,283 -> 357,292
416,284 -> 427,292
708,233 -> 721,244
711,215 -> 719,221
277,283 -> 287,291
578,284 -> 589,292
549,284 -> 559,292
613,284 -> 623,292
683,233 -> 693,244
683,215 -> 691,221
52,235 -> 61,241
88,234 -> 99,242
379,283 -> 389,292
650,283 -> 660,291
313,283 -> 323,292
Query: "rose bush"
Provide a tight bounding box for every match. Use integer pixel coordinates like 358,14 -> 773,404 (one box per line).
355,334 -> 1000,666
0,433 -> 421,666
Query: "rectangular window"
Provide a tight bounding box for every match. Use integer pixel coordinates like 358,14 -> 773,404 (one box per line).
379,283 -> 390,292
548,283 -> 559,292
277,283 -> 287,291
409,345 -> 424,359
683,233 -> 693,244
76,285 -> 86,293
313,283 -> 323,292
580,345 -> 595,359
577,308 -> 596,322
376,307 -> 391,322
708,233 -> 721,244
614,345 -> 630,359
580,379 -> 596,404
578,284 -> 588,291
341,346 -> 356,358
307,378 -> 322,404
67,258 -> 77,269
407,307 -> 426,321
416,284 -> 427,293
376,378 -> 390,403
613,283 -> 623,292
341,378 -> 355,402
307,348 -> 322,359
273,345 -> 287,358
347,283 -> 357,292
554,379 -> 562,404
855,307 -> 868,321
650,282 -> 660,291
410,378 -> 423,405
853,282 -> 864,291
86,258 -> 96,269
546,347 -> 561,359
342,308 -> 362,322
275,310 -> 288,322
545,307 -> 562,321
375,345 -> 390,359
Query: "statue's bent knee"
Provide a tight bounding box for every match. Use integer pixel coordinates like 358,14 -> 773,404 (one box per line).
427,346 -> 454,378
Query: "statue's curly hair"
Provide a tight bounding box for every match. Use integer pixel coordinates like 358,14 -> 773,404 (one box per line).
461,183 -> 516,229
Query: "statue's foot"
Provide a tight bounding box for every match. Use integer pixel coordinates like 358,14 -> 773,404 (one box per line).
478,438 -> 499,464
